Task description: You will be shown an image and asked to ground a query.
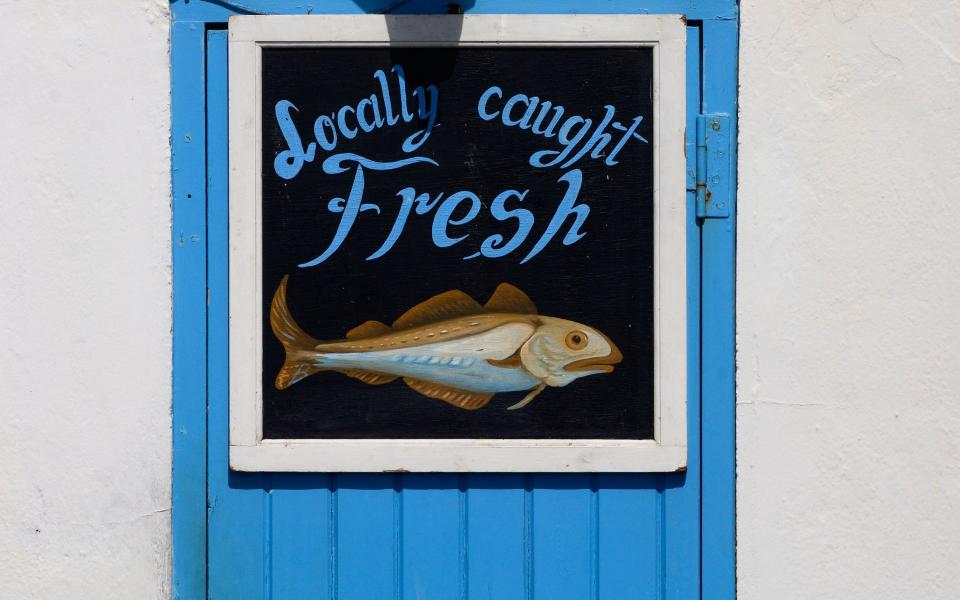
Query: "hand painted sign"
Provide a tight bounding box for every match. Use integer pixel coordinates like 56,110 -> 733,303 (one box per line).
229,15 -> 687,471
262,46 -> 653,439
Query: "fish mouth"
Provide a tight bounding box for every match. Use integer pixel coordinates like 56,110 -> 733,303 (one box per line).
564,345 -> 623,373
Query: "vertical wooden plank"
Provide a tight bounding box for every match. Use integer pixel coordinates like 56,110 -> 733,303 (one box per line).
206,28 -> 268,600
401,475 -> 462,600
336,474 -> 398,600
466,474 -> 527,600
700,15 -> 738,600
206,476 -> 268,600
663,21 -> 703,600
270,476 -> 333,600
171,20 -> 207,600
595,476 -> 660,600
531,475 -> 594,600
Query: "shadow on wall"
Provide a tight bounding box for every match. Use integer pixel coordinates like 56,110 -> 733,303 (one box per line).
349,0 -> 476,15
378,6 -> 477,79
190,0 -> 477,73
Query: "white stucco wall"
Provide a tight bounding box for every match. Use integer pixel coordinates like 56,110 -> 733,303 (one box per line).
2,0 -> 958,597
737,1 -> 960,598
0,1 -> 172,598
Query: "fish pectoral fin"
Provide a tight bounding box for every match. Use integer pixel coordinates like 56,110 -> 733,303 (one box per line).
486,348 -> 523,369
403,378 -> 493,410
392,290 -> 484,329
337,369 -> 399,385
484,283 -> 538,315
507,383 -> 547,410
346,320 -> 392,340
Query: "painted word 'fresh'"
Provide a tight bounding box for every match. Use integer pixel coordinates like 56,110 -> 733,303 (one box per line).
297,158 -> 589,267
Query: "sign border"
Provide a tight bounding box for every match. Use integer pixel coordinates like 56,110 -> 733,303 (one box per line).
228,13 -> 687,472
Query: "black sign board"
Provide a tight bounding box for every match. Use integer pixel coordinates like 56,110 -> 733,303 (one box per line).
261,46 -> 654,439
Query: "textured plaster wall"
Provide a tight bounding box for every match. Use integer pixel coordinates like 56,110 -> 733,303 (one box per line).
1,0 -> 958,597
737,1 -> 960,598
0,1 -> 172,598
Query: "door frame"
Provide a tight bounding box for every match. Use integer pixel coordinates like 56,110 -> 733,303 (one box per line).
170,1 -> 737,598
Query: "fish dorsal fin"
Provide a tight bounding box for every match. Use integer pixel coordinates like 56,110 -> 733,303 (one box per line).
484,283 -> 538,314
403,377 -> 494,410
346,320 -> 392,340
392,290 -> 484,330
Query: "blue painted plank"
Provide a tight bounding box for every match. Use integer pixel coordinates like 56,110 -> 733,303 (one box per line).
595,476 -> 660,600
389,0 -> 739,17
465,475 -> 527,600
531,475 -> 595,600
663,22 -> 703,600
401,475 -> 463,600
336,475 -> 398,600
205,29 -> 270,600
174,0 -> 739,22
700,16 -> 738,600
207,479 -> 269,600
270,476 -> 334,600
171,20 -> 208,600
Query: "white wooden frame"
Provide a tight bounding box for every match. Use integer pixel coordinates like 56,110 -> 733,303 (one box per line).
228,14 -> 687,472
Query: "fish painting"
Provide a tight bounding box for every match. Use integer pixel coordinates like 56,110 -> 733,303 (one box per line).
270,276 -> 622,410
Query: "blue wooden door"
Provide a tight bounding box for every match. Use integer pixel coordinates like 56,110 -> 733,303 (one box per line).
171,2 -> 736,598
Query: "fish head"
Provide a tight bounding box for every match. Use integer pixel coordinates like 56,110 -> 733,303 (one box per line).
520,317 -> 622,387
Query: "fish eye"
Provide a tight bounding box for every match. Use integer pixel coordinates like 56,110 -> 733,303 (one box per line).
565,330 -> 589,350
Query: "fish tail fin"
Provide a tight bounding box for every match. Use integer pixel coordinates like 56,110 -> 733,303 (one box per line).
270,275 -> 322,390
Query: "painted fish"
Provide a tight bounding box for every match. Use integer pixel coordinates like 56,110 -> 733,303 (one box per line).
270,276 -> 622,410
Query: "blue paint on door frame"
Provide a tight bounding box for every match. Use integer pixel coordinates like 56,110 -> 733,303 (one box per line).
171,19 -> 208,599
171,2 -> 737,598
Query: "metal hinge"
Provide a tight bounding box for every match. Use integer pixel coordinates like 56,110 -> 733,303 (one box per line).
693,114 -> 732,219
